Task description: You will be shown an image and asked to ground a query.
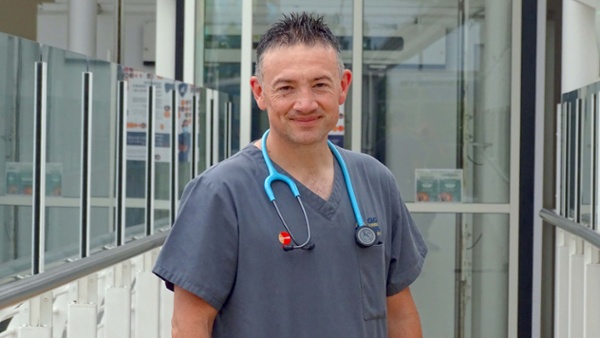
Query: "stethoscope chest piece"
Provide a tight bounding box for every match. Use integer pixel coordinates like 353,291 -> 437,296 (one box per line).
355,226 -> 377,248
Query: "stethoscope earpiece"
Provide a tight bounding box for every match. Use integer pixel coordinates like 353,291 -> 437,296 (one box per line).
261,129 -> 375,251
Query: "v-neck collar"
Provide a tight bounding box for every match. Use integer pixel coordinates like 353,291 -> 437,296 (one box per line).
247,144 -> 344,221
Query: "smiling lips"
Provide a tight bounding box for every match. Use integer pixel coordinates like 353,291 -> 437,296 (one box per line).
291,115 -> 321,123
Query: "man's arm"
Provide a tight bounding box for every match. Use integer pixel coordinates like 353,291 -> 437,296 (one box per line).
387,287 -> 423,338
172,286 -> 218,338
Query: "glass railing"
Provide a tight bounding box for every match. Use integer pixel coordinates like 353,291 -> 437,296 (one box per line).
559,82 -> 599,229
0,31 -> 237,283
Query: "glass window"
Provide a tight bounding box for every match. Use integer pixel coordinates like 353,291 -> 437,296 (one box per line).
411,213 -> 509,338
580,94 -> 593,226
42,45 -> 88,266
0,33 -> 39,281
197,1 -> 241,153
363,1 -> 512,204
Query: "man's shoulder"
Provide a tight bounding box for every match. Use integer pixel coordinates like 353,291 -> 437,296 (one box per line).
337,147 -> 389,173
193,145 -> 263,185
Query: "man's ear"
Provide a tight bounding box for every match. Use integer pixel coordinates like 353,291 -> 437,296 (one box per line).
250,76 -> 267,110
338,69 -> 353,105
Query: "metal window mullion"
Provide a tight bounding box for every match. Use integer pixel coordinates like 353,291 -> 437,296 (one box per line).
239,0 -> 252,146
565,101 -> 572,219
205,89 -> 213,168
226,100 -> 232,158
575,98 -> 582,223
80,72 -> 93,258
191,92 -> 199,177
590,92 -> 600,231
560,102 -> 567,217
350,0 -> 363,151
145,85 -> 156,236
554,103 -> 565,216
170,87 -> 179,225
32,61 -> 48,275
115,80 -> 128,246
212,91 -> 219,164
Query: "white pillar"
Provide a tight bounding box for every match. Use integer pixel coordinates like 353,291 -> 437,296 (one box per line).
555,230 -> 570,338
156,0 -> 176,79
67,304 -> 97,338
568,238 -> 585,338
105,287 -> 132,338
584,247 -> 600,338
68,0 -> 97,57
239,0 -> 253,147
470,0 -> 511,336
159,285 -> 174,338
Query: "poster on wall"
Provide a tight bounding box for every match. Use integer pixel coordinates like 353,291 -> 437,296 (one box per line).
123,67 -> 173,162
328,104 -> 345,147
175,83 -> 194,163
415,169 -> 463,203
5,162 -> 63,196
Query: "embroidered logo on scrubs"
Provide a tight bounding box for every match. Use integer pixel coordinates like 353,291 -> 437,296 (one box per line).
367,217 -> 382,245
278,231 -> 291,245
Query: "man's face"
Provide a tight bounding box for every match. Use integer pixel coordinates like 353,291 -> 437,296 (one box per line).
250,44 -> 352,147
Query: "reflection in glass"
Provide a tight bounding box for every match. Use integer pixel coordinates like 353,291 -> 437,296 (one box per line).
42,45 -> 88,267
196,0 -> 243,161
0,33 -> 39,279
363,1 -> 512,204
581,95 -> 593,225
88,59 -> 119,252
411,213 -> 509,338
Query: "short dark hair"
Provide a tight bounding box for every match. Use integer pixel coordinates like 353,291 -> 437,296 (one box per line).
255,12 -> 344,81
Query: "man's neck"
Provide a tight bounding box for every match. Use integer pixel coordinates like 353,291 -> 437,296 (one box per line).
255,136 -> 335,199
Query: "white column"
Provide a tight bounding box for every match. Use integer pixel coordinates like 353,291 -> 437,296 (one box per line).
156,0 -> 176,79
239,0 -> 253,147
350,0 -> 363,151
470,0 -> 512,336
159,284 -> 174,338
68,0 -> 97,57
67,304 -> 97,338
568,237 -> 585,338
584,247 -> 600,338
18,327 -> 51,338
183,0 -> 196,83
105,287 -> 132,338
17,292 -> 53,337
135,252 -> 160,338
555,230 -> 570,338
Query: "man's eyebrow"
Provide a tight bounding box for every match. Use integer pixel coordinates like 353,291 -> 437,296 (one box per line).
313,75 -> 334,82
271,75 -> 334,87
272,78 -> 294,87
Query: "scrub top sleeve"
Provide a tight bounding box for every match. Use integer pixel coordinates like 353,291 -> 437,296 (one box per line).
152,176 -> 238,311
386,178 -> 428,296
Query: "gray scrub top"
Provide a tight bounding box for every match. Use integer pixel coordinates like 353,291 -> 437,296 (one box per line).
153,144 -> 427,338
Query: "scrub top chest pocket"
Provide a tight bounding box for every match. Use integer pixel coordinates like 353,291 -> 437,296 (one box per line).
356,243 -> 387,321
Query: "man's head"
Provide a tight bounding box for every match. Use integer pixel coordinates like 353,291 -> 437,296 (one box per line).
255,12 -> 344,82
250,12 -> 352,147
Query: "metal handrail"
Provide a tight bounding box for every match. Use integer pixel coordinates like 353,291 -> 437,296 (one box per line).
539,208 -> 600,249
0,229 -> 169,310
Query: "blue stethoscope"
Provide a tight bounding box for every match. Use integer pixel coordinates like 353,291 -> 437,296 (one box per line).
260,129 -> 378,251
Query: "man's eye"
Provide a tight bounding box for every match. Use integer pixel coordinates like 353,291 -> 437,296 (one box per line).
278,86 -> 292,92
315,83 -> 328,88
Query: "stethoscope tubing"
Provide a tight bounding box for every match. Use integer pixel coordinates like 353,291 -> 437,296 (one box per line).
261,129 -> 368,250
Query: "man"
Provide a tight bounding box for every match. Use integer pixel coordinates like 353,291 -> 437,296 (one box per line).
153,12 -> 427,337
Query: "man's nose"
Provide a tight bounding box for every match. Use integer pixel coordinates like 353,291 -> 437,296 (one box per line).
293,88 -> 318,112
